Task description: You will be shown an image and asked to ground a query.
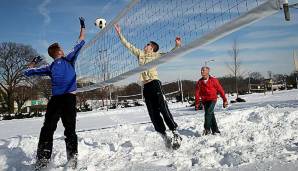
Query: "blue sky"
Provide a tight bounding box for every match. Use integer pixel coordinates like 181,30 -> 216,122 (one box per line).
1,0 -> 298,84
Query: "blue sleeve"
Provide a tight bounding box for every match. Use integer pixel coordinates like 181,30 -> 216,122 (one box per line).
65,40 -> 85,63
24,65 -> 51,77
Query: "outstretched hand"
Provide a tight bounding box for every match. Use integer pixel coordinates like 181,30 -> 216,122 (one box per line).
27,63 -> 35,68
175,36 -> 182,47
28,56 -> 42,68
79,17 -> 85,28
114,24 -> 121,35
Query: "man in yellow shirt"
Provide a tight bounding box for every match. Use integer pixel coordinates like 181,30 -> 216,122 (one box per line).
114,24 -> 182,149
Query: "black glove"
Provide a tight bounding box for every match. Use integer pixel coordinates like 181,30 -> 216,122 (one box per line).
79,17 -> 85,28
31,56 -> 42,64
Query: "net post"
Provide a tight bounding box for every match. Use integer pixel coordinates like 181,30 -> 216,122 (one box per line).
280,0 -> 290,21
179,78 -> 184,104
116,95 -> 118,108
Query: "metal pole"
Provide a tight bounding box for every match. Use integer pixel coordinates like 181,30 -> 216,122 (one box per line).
296,73 -> 298,89
271,82 -> 273,95
109,87 -> 112,108
180,78 -> 184,103
116,95 -> 118,108
248,72 -> 251,94
293,49 -> 298,89
284,75 -> 287,90
106,91 -> 109,111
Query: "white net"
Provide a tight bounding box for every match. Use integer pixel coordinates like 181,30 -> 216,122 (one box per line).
76,0 -> 281,92
116,80 -> 181,104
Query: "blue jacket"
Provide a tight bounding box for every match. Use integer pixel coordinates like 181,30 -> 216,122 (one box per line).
25,40 -> 85,96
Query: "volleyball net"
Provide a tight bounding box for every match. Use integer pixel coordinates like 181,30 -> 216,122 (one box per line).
76,0 -> 285,92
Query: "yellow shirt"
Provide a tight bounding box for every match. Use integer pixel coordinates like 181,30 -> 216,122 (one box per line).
118,32 -> 179,82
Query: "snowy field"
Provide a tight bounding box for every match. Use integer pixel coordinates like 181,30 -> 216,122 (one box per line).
0,89 -> 298,170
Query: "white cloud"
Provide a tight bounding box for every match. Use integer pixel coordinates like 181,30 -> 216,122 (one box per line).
198,34 -> 298,53
243,29 -> 292,39
38,0 -> 52,25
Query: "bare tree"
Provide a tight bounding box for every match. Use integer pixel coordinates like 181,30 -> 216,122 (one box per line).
0,42 -> 41,113
13,86 -> 35,113
76,92 -> 89,111
249,72 -> 264,84
227,40 -> 242,98
35,78 -> 52,101
123,83 -> 141,96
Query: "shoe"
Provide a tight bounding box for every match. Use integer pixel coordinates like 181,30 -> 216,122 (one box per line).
66,154 -> 78,169
203,129 -> 211,136
34,158 -> 49,170
172,130 -> 182,150
212,130 -> 221,135
172,130 -> 181,138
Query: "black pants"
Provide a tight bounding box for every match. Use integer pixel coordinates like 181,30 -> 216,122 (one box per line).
37,93 -> 78,161
143,80 -> 178,134
203,101 -> 219,133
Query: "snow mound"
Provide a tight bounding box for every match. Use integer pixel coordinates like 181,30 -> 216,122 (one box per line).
1,90 -> 298,170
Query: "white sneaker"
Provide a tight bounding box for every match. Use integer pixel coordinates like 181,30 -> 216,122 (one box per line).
172,130 -> 182,150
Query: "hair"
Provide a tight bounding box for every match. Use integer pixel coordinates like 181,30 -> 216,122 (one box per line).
201,66 -> 210,71
48,43 -> 60,58
150,41 -> 159,52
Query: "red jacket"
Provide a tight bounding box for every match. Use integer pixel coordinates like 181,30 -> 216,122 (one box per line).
195,76 -> 227,106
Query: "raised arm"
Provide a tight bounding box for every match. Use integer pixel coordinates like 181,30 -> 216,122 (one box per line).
65,17 -> 86,62
160,36 -> 182,55
114,24 -> 141,57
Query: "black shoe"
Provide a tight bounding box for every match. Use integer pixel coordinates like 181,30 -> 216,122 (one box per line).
66,154 -> 78,169
34,158 -> 49,170
212,130 -> 221,135
203,129 -> 211,136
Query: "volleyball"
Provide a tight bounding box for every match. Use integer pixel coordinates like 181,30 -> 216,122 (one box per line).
95,18 -> 107,29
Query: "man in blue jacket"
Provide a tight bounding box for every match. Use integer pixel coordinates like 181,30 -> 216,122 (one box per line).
25,17 -> 85,170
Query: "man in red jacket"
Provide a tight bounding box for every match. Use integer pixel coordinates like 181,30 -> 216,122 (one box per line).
195,66 -> 228,135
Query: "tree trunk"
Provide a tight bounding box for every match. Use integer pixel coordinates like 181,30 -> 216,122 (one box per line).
7,92 -> 15,114
17,102 -> 22,113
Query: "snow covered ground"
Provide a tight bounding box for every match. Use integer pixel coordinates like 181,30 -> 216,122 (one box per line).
0,89 -> 298,170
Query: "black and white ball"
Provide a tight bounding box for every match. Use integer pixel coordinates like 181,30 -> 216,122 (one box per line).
95,18 -> 107,29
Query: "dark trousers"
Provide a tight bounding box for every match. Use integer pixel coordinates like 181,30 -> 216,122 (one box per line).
143,80 -> 178,134
203,101 -> 219,133
37,93 -> 78,161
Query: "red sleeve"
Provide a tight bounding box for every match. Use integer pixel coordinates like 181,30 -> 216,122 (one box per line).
214,78 -> 227,102
195,81 -> 201,106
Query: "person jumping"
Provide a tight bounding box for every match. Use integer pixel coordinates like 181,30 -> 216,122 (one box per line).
24,17 -> 85,170
114,23 -> 182,149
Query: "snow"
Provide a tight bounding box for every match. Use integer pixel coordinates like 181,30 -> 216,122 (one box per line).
0,89 -> 298,170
